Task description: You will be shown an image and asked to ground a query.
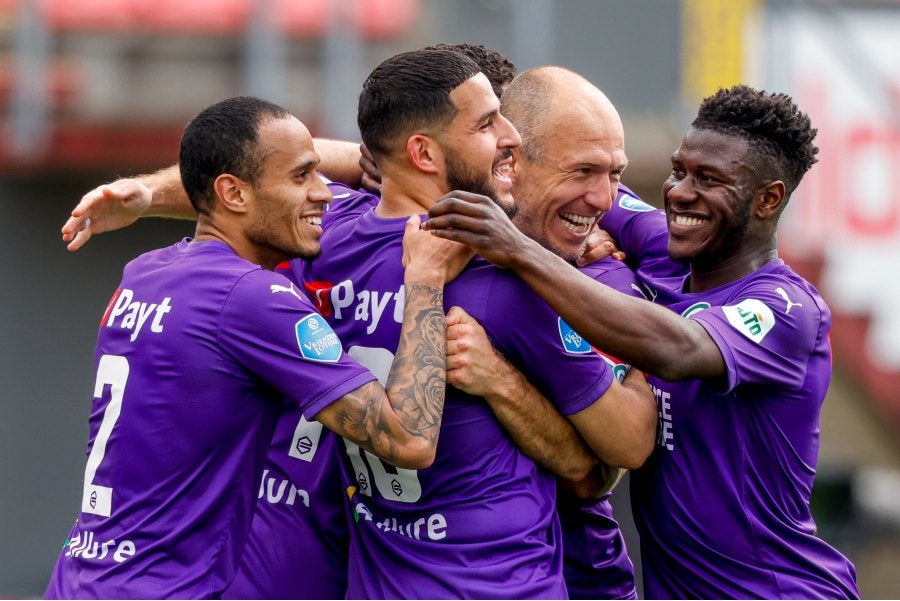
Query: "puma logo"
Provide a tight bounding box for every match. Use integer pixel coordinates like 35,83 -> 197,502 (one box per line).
271,283 -> 304,303
774,287 -> 802,314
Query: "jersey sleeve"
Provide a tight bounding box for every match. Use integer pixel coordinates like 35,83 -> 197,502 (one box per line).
218,269 -> 377,419
689,276 -> 827,394
482,273 -> 616,416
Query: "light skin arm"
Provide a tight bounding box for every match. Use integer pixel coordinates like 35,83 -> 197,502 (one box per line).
314,215 -> 472,469
446,306 -> 599,481
425,191 -> 726,382
60,138 -> 373,252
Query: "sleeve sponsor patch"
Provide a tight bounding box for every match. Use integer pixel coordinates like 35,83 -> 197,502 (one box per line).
558,317 -> 592,354
721,298 -> 776,344
295,314 -> 343,362
618,194 -> 656,212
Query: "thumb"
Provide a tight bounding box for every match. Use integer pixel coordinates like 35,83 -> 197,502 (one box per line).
446,306 -> 476,326
405,214 -> 422,232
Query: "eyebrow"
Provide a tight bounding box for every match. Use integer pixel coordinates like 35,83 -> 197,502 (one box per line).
292,158 -> 319,175
475,107 -> 499,125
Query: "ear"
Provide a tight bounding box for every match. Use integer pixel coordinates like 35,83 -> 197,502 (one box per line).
406,134 -> 442,175
754,180 -> 785,220
213,174 -> 250,214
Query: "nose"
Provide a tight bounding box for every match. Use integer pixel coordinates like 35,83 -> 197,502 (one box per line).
497,114 -> 522,150
585,177 -> 613,213
664,175 -> 694,204
311,174 -> 333,206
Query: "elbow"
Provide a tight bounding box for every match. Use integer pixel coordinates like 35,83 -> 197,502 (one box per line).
389,439 -> 438,470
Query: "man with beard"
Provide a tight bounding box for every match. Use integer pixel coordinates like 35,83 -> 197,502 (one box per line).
426,84 -> 861,599
285,46 -> 656,598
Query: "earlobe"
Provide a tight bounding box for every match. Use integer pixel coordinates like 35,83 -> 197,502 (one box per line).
407,134 -> 441,175
214,174 -> 249,213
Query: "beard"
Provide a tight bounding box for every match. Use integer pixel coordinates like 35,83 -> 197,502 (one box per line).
445,153 -> 514,216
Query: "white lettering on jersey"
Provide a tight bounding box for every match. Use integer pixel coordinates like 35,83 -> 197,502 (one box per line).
65,529 -> 136,563
353,500 -> 448,541
103,288 -> 172,342
329,279 -> 405,334
256,469 -> 310,508
652,384 -> 674,451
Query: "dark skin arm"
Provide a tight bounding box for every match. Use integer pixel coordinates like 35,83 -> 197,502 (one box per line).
425,191 -> 725,382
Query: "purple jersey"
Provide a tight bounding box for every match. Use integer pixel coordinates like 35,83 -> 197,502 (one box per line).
45,239 -> 374,599
291,183 -> 617,599
222,410 -> 349,599
221,187 -> 380,599
604,196 -> 860,598
559,253 -> 642,600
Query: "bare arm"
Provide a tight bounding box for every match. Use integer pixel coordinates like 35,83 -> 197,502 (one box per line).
446,306 -> 598,481
314,216 -> 471,469
314,138 -> 365,188
426,191 -> 725,381
60,164 -> 194,251
61,137 -> 370,252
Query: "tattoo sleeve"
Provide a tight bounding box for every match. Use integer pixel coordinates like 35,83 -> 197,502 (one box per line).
323,280 -> 447,467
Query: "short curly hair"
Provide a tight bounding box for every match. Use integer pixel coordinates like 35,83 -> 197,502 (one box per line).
692,84 -> 818,196
430,43 -> 517,98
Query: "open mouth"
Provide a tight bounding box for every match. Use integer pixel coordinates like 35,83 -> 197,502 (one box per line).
559,212 -> 597,235
672,214 -> 705,227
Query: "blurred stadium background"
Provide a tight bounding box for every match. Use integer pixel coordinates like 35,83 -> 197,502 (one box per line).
1,0 -> 898,597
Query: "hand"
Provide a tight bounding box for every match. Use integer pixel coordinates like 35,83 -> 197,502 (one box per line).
358,143 -> 382,195
60,178 -> 152,251
425,190 -> 528,269
576,227 -> 626,267
402,215 -> 474,286
446,306 -> 506,397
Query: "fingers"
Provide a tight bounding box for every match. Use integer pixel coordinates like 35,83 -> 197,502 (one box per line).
66,219 -> 93,252
406,214 -> 422,231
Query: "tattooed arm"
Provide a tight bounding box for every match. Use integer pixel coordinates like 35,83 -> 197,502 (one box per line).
314,215 -> 472,469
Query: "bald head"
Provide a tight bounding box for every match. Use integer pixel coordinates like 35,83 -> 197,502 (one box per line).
501,66 -> 623,164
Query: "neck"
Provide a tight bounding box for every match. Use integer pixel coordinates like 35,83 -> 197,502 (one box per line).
688,245 -> 778,293
193,221 -> 280,270
375,177 -> 445,218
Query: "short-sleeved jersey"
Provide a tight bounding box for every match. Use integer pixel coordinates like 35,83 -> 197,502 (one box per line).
602,196 -> 860,598
222,409 -> 350,599
559,251 -> 642,601
45,239 -> 374,599
220,192 -> 375,599
289,183 -> 617,599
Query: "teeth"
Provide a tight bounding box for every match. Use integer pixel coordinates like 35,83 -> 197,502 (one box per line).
560,213 -> 597,232
674,215 -> 704,227
302,216 -> 322,226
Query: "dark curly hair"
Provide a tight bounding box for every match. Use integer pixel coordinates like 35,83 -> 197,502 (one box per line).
429,43 -> 517,98
692,84 -> 818,197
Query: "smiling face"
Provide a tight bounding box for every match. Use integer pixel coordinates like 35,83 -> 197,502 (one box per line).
510,96 -> 627,262
663,127 -> 759,270
440,73 -> 521,209
244,116 -> 332,265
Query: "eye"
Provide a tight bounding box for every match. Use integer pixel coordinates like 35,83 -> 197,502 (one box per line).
670,167 -> 686,179
479,116 -> 495,130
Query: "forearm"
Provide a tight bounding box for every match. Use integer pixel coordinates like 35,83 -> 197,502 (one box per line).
138,164 -> 197,219
510,237 -> 713,380
482,356 -> 597,482
382,279 -> 447,465
314,138 -> 364,188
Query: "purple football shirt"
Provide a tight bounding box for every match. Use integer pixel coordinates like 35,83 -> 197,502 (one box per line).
291,183 -> 617,599
221,410 -> 349,599
602,194 -> 860,598
45,239 -> 374,599
560,252 -> 643,600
